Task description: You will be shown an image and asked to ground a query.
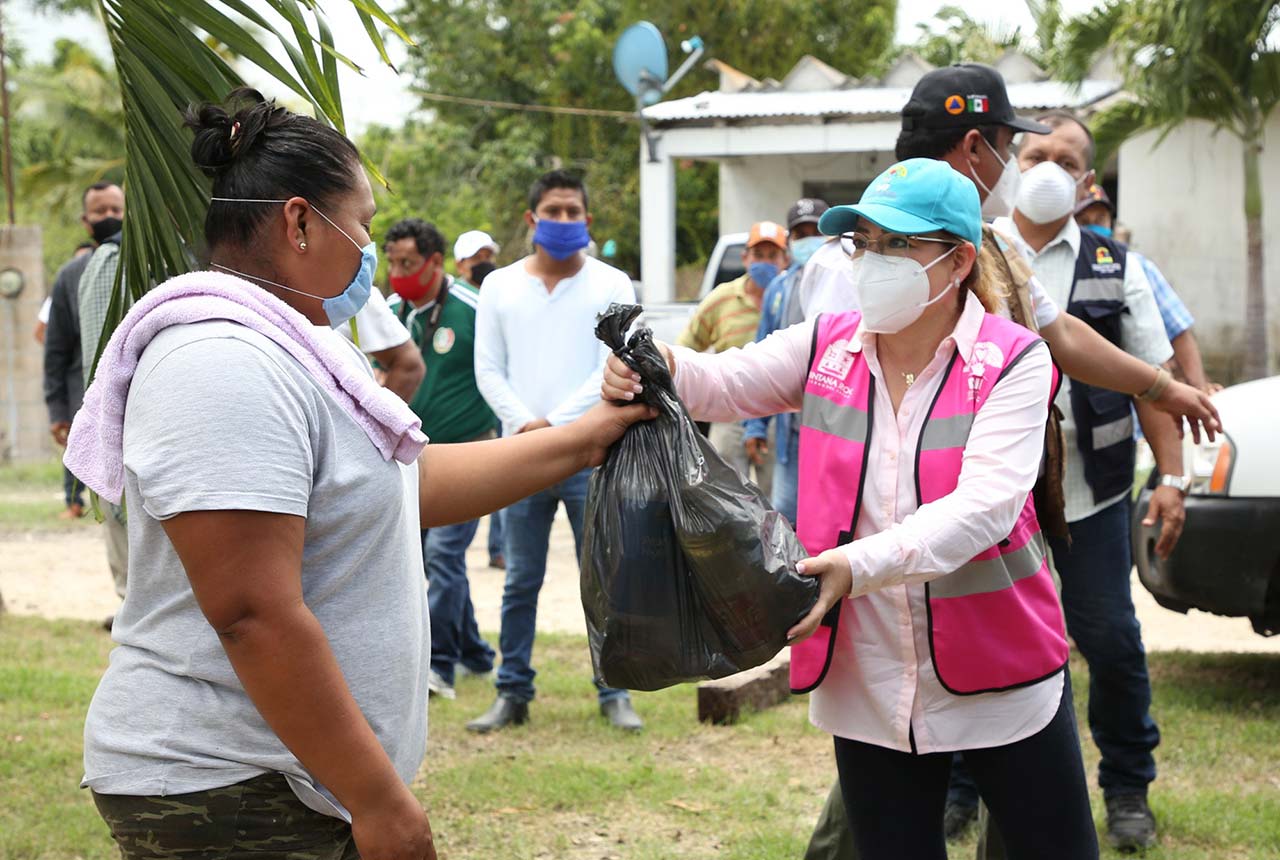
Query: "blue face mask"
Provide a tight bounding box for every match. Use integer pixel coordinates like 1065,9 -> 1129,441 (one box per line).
748,261 -> 780,288
790,236 -> 825,267
533,218 -> 591,261
209,197 -> 375,328
1082,223 -> 1114,239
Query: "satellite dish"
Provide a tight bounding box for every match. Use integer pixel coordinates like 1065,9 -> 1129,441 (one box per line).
613,22 -> 705,161
613,21 -> 668,106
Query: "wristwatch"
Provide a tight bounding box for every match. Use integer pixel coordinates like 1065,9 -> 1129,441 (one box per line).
1158,474 -> 1190,494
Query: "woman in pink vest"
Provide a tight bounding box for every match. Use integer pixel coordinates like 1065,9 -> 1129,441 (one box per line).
605,159 -> 1097,859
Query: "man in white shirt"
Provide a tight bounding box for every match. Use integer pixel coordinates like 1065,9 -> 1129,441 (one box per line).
992,111 -> 1181,851
471,169 -> 641,733
340,289 -> 425,403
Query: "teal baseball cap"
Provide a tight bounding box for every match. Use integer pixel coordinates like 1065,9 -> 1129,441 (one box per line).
818,158 -> 983,249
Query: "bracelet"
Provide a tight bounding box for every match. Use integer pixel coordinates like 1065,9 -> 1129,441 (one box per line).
1138,366 -> 1172,402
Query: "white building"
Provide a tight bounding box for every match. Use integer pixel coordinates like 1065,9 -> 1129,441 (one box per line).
638,52 -> 1280,376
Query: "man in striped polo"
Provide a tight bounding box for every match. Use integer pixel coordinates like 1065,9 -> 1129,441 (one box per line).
678,220 -> 789,495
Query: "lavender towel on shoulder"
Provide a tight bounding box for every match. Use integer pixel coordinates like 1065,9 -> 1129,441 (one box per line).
64,270 -> 427,504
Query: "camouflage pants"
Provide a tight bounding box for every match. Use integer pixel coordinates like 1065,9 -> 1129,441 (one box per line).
93,773 -> 358,859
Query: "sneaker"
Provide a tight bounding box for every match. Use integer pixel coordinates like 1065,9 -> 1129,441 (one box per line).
943,801 -> 978,841
426,669 -> 456,700
1106,793 -> 1157,852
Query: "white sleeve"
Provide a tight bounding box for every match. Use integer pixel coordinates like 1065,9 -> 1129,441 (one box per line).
474,279 -> 536,432
38,296 -> 52,324
546,272 -> 638,426
800,241 -> 858,320
344,289 -> 410,354
1120,258 -> 1174,366
1028,274 -> 1062,329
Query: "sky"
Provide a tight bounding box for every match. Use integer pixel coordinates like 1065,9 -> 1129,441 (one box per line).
9,0 -> 1104,134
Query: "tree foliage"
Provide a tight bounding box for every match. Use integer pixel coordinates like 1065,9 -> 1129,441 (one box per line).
6,38 -> 124,277
365,0 -> 897,277
1053,0 -> 1280,378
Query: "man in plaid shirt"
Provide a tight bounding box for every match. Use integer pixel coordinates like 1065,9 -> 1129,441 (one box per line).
1076,186 -> 1215,392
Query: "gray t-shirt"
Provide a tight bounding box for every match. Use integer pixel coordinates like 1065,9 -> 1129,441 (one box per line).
82,320 -> 428,820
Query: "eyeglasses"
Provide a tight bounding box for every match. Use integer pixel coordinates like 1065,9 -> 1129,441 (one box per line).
839,231 -> 958,259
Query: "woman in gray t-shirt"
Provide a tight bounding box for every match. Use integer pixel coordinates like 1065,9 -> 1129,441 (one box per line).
80,90 -> 651,860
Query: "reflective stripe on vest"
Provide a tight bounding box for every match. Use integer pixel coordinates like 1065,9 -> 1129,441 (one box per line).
1067,230 -> 1136,503
790,310 -> 1069,696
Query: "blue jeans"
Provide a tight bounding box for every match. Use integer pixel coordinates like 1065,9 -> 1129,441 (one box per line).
771,427 -> 799,525
487,509 -> 505,561
497,468 -> 627,705
1049,496 -> 1160,796
64,467 -> 84,508
423,521 -> 494,685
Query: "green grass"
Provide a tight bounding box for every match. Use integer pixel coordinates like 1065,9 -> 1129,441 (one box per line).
0,458 -> 96,533
1,617 -> 1278,859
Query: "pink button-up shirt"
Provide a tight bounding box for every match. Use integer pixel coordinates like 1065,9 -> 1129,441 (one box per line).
671,296 -> 1063,752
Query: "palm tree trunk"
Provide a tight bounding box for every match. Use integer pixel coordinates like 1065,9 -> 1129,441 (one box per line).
1243,128 -> 1268,380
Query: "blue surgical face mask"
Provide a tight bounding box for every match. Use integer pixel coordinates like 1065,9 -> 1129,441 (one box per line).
209,197 -> 375,328
790,236 -> 825,267
748,260 -> 780,288
1082,223 -> 1114,239
533,217 -> 591,261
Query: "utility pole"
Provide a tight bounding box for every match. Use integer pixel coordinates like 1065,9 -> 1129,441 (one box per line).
0,0 -> 15,225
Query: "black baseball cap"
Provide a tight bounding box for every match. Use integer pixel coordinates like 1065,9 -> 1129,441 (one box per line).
786,198 -> 830,229
901,63 -> 1051,135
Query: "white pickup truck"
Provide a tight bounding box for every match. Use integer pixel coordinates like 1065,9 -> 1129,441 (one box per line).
637,232 -> 747,345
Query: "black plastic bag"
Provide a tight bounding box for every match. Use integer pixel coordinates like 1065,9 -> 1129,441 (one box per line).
580,303 -> 819,691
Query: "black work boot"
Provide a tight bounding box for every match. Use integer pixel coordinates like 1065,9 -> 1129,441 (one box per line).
1106,792 -> 1157,852
465,696 -> 529,734
600,696 -> 643,732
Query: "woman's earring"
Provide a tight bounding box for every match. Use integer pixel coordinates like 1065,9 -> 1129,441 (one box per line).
299,241 -> 307,251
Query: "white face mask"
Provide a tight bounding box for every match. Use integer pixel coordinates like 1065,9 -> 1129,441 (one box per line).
1015,161 -> 1085,225
969,135 -> 1020,220
853,247 -> 959,334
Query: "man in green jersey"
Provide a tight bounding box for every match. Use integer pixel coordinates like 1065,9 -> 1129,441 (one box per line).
385,218 -> 498,700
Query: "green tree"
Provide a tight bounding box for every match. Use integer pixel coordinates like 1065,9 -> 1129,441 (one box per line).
7,38 -> 125,276
896,4 -> 1024,68
1055,0 -> 1280,380
383,0 -> 897,277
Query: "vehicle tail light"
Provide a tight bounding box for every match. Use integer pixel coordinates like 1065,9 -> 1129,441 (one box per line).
1209,438 -> 1234,494
1187,433 -> 1235,496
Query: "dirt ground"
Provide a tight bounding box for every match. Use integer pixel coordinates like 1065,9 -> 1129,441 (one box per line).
3,509 -> 1280,653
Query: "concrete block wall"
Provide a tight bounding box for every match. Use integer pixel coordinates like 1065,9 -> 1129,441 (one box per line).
0,226 -> 51,463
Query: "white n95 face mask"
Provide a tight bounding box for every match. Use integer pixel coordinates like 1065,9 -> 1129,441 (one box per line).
971,135 -> 1020,220
853,248 -> 959,334
1015,161 -> 1082,225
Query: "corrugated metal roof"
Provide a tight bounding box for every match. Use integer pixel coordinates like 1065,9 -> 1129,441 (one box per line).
643,79 -> 1120,124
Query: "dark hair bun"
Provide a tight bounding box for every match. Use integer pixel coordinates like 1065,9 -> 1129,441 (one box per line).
184,88 -> 282,178
185,87 -> 361,252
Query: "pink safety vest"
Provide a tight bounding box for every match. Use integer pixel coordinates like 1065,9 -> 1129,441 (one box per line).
789,310 -> 1068,696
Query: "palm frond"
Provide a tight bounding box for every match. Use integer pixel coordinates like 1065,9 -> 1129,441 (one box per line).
89,0 -> 407,374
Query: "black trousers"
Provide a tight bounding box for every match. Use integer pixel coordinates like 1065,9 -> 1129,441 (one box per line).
833,675 -> 1098,860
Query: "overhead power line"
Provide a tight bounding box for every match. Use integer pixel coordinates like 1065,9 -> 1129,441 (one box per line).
410,88 -> 637,120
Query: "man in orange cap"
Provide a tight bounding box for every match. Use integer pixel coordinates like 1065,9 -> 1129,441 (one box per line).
678,220 -> 789,492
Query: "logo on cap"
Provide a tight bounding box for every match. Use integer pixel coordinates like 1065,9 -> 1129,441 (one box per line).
967,94 -> 990,114
944,94 -> 965,115
1095,247 -> 1114,265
